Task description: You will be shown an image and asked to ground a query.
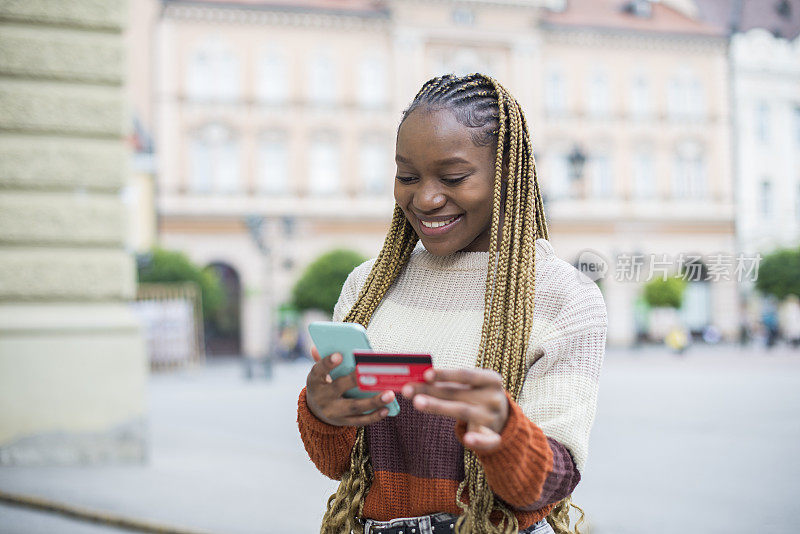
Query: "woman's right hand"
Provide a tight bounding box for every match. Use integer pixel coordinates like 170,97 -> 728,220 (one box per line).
305,345 -> 395,427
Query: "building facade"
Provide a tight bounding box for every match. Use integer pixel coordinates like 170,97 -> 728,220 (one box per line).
133,0 -> 743,353
0,0 -> 147,464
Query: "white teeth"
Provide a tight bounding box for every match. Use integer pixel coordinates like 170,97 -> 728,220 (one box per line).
421,216 -> 458,228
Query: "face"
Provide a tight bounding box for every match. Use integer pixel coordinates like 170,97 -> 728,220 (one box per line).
394,107 -> 505,256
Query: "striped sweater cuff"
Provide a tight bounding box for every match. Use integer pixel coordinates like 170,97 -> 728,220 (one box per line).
297,387 -> 358,480
455,391 -> 553,509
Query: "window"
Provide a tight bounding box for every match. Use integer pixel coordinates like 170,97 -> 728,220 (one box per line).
587,69 -> 610,117
452,7 -> 475,25
760,179 -> 772,218
667,69 -> 705,121
794,105 -> 800,145
188,124 -> 241,194
756,102 -> 770,144
441,48 -> 491,78
796,181 -> 800,222
257,132 -> 288,195
632,150 -> 656,198
186,36 -> 240,101
545,68 -> 566,115
630,74 -> 651,119
308,52 -> 336,105
359,136 -> 390,194
589,154 -> 613,197
357,56 -> 387,109
671,142 -> 706,198
546,152 -> 571,199
257,47 -> 288,104
309,136 -> 340,195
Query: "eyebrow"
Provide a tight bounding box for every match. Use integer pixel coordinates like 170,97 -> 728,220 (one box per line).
395,155 -> 472,166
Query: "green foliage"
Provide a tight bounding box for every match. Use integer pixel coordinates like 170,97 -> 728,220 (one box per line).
137,248 -> 225,320
755,245 -> 800,299
643,276 -> 687,309
292,249 -> 367,315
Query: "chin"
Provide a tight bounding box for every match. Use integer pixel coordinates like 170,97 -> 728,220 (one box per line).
419,238 -> 460,256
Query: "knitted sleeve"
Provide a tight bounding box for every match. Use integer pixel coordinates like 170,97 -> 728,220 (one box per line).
296,259 -> 376,480
457,269 -> 607,510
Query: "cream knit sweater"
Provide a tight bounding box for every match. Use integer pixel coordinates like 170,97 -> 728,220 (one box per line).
332,237 -> 607,474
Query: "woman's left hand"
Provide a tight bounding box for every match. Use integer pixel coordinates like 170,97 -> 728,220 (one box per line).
401,368 -> 509,453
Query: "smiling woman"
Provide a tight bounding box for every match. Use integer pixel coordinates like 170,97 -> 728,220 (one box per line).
297,73 -> 607,534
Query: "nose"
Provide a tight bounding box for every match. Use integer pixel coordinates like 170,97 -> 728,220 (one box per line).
412,179 -> 447,214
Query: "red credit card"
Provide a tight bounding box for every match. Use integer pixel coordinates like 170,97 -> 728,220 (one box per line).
353,351 -> 433,392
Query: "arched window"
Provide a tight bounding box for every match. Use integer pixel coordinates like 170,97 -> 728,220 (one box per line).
545,150 -> 571,199
188,124 -> 241,194
630,73 -> 651,119
257,46 -> 288,104
587,68 -> 610,117
545,66 -> 566,116
589,152 -> 613,197
632,148 -> 656,198
308,51 -> 336,105
257,130 -> 289,195
186,36 -> 240,101
357,55 -> 388,108
359,134 -> 391,195
671,141 -> 706,198
667,68 -> 705,121
309,134 -> 340,195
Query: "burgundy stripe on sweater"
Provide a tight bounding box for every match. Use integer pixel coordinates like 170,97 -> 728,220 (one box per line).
518,437 -> 581,511
367,394 -> 581,511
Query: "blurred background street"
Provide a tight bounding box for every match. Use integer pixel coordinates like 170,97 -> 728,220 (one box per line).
2,344 -> 799,534
1,0 -> 799,532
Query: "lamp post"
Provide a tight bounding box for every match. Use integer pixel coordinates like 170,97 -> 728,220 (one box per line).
244,214 -> 273,380
567,144 -> 587,183
567,144 -> 587,198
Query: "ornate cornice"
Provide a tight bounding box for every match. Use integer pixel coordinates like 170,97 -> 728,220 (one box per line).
162,1 -> 390,31
541,23 -> 727,53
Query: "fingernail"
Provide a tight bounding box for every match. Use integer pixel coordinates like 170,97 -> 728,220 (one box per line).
381,391 -> 394,403
423,369 -> 434,381
401,384 -> 412,397
331,353 -> 341,364
380,408 -> 389,417
415,395 -> 427,408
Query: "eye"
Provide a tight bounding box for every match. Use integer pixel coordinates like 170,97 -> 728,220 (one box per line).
441,173 -> 472,185
395,175 -> 417,184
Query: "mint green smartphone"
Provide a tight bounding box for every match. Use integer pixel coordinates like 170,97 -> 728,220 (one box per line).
308,321 -> 400,417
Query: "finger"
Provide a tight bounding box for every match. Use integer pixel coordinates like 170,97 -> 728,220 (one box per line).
402,382 -> 473,402
462,429 -> 502,452
428,368 -> 503,388
330,371 -> 358,396
412,395 -> 495,427
308,352 -> 343,384
311,346 -> 321,363
341,406 -> 390,427
342,391 -> 396,418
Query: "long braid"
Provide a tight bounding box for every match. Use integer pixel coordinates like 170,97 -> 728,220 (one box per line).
320,74 -> 585,534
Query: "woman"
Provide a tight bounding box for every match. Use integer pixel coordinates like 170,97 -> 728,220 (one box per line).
298,73 -> 607,534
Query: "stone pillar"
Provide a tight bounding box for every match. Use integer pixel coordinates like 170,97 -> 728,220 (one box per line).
0,0 -> 147,464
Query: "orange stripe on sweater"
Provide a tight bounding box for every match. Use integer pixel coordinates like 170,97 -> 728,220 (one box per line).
364,471 -> 558,528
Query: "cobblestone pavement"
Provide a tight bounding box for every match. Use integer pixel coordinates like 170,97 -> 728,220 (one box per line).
1,344 -> 798,534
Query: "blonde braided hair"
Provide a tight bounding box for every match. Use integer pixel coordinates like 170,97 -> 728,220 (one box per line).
320,73 -> 586,534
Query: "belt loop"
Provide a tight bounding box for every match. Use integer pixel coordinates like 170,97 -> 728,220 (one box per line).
419,515 -> 433,534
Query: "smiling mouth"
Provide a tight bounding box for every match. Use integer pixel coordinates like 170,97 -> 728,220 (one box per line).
417,214 -> 464,236
420,216 -> 459,228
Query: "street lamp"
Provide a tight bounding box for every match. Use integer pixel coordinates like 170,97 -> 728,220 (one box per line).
567,144 -> 587,183
244,214 -> 273,380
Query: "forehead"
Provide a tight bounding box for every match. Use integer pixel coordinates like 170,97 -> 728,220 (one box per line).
396,108 -> 490,166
